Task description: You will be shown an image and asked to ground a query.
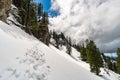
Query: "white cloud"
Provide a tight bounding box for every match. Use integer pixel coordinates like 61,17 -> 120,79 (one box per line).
49,0 -> 120,53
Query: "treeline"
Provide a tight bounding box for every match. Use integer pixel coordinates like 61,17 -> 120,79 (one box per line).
102,48 -> 120,75
51,31 -> 120,75
50,31 -> 72,55
13,0 -> 38,30
51,33 -> 103,75
102,53 -> 117,73
12,0 -> 120,76
73,40 -> 103,75
74,40 -> 120,75
12,0 -> 50,45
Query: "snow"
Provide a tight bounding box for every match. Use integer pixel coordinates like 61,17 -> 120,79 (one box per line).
59,45 -> 120,80
0,19 -> 119,80
0,21 -> 50,80
48,45 -> 102,80
7,5 -> 23,28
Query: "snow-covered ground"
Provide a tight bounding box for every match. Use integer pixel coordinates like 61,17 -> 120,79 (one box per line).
0,20 -> 119,80
58,45 -> 120,80
0,21 -> 50,80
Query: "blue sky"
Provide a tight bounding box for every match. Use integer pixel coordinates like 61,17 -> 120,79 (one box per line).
35,0 -> 59,17
35,0 -> 51,12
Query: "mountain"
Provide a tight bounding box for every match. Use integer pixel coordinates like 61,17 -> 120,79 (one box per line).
0,20 -> 103,80
0,1 -> 119,80
0,18 -> 119,80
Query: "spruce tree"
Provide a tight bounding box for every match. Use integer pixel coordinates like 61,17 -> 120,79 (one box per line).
113,62 -> 117,73
42,12 -> 49,24
101,53 -> 107,63
86,40 -> 103,75
38,3 -> 43,19
38,11 -> 50,45
61,32 -> 65,40
117,48 -> 120,74
80,44 -> 87,61
106,57 -> 113,70
52,31 -> 59,48
66,37 -> 72,55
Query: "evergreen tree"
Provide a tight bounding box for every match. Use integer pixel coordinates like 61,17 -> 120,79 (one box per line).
26,0 -> 30,26
29,3 -> 39,35
86,40 -> 103,75
38,11 -> 50,45
113,62 -> 117,73
52,31 -> 59,48
37,3 -> 43,19
13,0 -> 50,45
66,37 -> 72,55
24,0 -> 38,34
60,32 -> 65,40
101,53 -> 107,63
41,12 -> 49,24
102,53 -> 117,73
117,48 -> 120,74
13,0 -> 38,34
106,57 -> 113,70
80,44 -> 87,61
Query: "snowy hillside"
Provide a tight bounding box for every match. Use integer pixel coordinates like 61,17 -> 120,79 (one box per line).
57,45 -> 120,80
0,21 -> 50,80
0,20 -> 119,80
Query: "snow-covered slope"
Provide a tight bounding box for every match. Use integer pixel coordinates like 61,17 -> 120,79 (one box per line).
57,45 -> 120,80
0,21 -> 50,80
0,20 -> 119,80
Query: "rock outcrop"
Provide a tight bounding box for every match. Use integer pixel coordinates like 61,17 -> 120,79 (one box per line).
0,0 -> 11,22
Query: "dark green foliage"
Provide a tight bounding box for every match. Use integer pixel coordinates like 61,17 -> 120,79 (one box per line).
73,43 -> 87,61
13,1 -> 50,45
86,40 -> 103,75
79,44 -> 87,61
51,31 -> 72,53
108,60 -> 117,73
60,32 -> 65,40
113,62 -> 117,73
41,12 -> 49,24
52,31 -> 59,48
13,0 -> 38,34
66,37 -> 72,55
102,53 -> 117,73
38,11 -> 50,45
117,48 -> 120,74
106,57 -> 113,70
72,44 -> 80,52
26,0 -> 30,26
52,31 -> 66,48
96,49 -> 103,67
101,53 -> 107,63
